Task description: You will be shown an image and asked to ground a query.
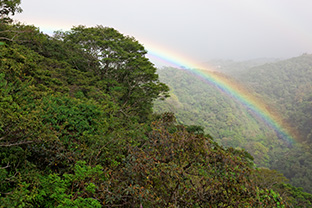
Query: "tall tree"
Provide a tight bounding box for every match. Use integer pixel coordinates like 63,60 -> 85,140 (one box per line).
0,0 -> 22,23
56,26 -> 169,120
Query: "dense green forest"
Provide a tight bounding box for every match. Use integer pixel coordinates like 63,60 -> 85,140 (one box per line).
1,1 -> 312,207
232,55 -> 312,193
155,56 -> 312,195
154,67 -> 282,167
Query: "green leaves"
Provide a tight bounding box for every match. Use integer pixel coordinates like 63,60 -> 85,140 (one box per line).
0,0 -> 22,23
100,114 -> 286,207
41,95 -> 104,139
56,25 -> 169,120
0,18 -> 307,207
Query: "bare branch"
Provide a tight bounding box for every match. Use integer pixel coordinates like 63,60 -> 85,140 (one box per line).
0,29 -> 33,34
0,36 -> 14,41
0,140 -> 33,147
0,162 -> 10,169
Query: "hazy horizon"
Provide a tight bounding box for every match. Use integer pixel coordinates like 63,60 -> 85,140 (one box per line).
15,0 -> 312,67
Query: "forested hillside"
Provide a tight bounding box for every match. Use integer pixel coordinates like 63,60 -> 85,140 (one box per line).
202,58 -> 280,75
232,55 -> 312,194
154,67 -> 282,167
1,1 -> 312,207
233,54 -> 312,142
155,55 -> 312,194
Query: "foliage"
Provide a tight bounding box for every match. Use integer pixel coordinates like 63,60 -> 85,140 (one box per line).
54,25 -> 169,121
232,55 -> 312,193
0,161 -> 103,208
252,168 -> 312,207
155,55 -> 312,193
278,184 -> 312,208
154,66 -> 281,167
0,0 -> 22,23
0,7 -> 310,207
271,143 -> 312,193
115,114 -> 286,207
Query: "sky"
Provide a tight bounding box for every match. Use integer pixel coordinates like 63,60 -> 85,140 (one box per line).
14,0 -> 312,67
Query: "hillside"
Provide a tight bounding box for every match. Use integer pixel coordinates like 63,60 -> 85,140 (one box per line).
232,54 -> 312,142
155,55 -> 312,193
154,67 -> 285,166
231,54 -> 312,193
202,58 -> 281,75
1,2 -> 311,206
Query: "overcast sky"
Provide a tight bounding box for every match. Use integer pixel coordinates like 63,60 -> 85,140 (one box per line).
14,0 -> 312,66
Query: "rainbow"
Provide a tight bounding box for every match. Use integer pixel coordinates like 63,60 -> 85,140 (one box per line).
147,47 -> 299,144
11,18 -> 300,144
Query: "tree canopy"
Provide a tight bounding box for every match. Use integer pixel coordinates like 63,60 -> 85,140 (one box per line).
53,25 -> 169,121
155,56 -> 312,195
0,0 -> 22,23
0,7 -> 311,207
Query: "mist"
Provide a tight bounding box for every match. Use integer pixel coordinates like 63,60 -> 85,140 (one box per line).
15,0 -> 312,65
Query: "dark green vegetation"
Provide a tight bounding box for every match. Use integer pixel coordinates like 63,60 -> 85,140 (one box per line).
1,2 -> 312,207
154,67 -> 280,167
0,0 -> 22,23
155,55 -> 312,196
232,55 -> 312,194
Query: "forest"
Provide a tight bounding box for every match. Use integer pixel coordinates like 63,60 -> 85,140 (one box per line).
1,1 -> 312,207
155,55 -> 312,195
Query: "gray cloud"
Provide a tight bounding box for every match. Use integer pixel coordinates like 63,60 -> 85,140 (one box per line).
15,0 -> 312,64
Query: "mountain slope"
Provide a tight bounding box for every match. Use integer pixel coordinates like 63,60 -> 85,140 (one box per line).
154,67 -> 284,167
2,21 -> 305,206
154,55 -> 312,192
233,54 -> 312,142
